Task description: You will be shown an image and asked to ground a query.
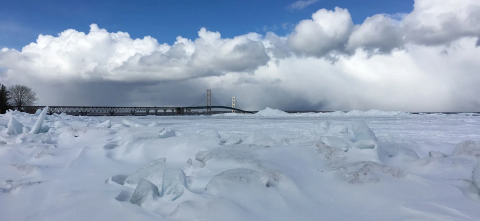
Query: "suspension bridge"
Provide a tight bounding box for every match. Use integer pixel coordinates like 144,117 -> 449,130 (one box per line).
21,90 -> 254,116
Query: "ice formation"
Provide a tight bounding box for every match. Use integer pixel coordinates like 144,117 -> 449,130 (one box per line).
160,168 -> 187,201
124,158 -> 166,187
96,120 -> 112,128
254,107 -> 290,117
7,117 -> 24,135
158,128 -> 176,138
29,107 -> 48,134
130,179 -> 160,206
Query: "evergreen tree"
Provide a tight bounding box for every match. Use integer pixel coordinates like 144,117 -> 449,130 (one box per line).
0,84 -> 9,114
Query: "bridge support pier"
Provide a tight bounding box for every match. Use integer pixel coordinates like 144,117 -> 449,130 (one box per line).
163,109 -> 167,115
130,110 -> 136,115
154,110 -> 158,115
109,111 -> 115,116
146,109 -> 150,115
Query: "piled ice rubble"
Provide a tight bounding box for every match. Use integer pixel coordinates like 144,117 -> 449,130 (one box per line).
124,158 -> 166,187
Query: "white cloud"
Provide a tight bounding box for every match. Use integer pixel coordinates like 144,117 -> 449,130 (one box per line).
288,0 -> 320,11
287,7 -> 354,58
1,0 -> 480,111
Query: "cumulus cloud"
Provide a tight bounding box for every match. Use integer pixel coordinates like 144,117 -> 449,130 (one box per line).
1,0 -> 480,111
287,7 -> 354,58
288,0 -> 320,11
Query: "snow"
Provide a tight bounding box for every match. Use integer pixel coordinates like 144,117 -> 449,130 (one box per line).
2,111 -> 480,220
254,107 -> 289,117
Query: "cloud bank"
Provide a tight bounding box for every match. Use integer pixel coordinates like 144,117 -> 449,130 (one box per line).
1,0 -> 480,111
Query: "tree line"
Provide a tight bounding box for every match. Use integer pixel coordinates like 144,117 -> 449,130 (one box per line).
0,84 -> 37,114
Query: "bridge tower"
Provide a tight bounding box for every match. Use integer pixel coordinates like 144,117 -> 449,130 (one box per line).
231,96 -> 236,113
206,89 -> 212,114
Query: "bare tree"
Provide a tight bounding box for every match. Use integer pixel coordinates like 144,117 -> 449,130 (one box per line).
8,85 -> 37,109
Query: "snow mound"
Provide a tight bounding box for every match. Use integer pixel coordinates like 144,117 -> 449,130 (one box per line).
254,107 -> 289,117
315,142 -> 347,160
335,161 -> 408,184
205,168 -> 274,194
452,140 -> 480,158
351,121 -> 377,141
130,179 -> 159,207
124,158 -> 166,187
7,117 -> 24,135
30,107 -> 48,134
160,168 -> 187,201
159,128 -> 176,138
96,120 -> 112,128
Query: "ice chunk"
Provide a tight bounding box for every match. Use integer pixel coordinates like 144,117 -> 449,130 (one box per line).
336,161 -> 407,184
159,128 -> 176,138
377,142 -> 419,163
205,169 -> 273,194
348,139 -> 377,150
34,109 -> 42,116
96,120 -> 111,128
122,119 -> 141,127
352,121 -> 377,141
7,117 -> 24,135
429,151 -> 447,158
30,107 -> 48,134
318,136 -> 349,151
130,179 -> 159,206
452,141 -> 480,158
124,158 -> 166,187
160,168 -> 187,201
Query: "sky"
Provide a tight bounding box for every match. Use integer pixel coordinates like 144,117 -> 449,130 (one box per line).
0,0 -> 480,111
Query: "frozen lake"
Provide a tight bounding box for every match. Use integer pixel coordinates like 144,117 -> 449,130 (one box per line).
1,108 -> 480,220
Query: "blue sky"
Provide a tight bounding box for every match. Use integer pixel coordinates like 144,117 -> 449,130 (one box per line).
1,0 -> 413,50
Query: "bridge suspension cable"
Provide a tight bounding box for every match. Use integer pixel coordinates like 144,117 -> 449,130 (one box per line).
188,91 -> 207,107
210,92 -> 224,106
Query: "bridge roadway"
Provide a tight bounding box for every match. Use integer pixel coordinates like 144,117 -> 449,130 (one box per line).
21,105 -> 255,116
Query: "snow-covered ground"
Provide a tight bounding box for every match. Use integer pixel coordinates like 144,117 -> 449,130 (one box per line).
1,108 -> 480,221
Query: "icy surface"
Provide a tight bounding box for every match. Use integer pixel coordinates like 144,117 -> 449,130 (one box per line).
1,112 -> 480,220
